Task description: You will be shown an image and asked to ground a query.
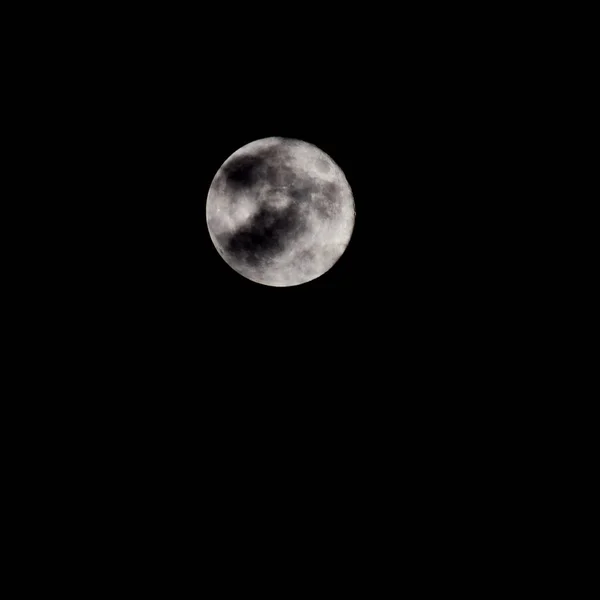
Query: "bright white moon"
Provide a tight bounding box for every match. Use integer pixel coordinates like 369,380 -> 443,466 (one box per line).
206,137 -> 355,287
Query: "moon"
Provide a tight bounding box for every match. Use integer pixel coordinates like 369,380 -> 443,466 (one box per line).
206,137 -> 355,287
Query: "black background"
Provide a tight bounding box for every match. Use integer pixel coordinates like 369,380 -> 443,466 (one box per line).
17,8 -> 552,570
57,7 -> 531,439
7,8 -> 574,582
104,22 -> 508,367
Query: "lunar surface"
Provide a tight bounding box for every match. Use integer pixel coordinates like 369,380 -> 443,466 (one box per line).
206,137 -> 355,287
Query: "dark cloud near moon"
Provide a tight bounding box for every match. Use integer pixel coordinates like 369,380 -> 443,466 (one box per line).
220,148 -> 312,265
220,146 -> 283,193
225,203 -> 305,266
221,152 -> 266,190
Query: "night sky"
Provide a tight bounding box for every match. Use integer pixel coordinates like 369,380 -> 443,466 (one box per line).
32,11 -> 539,564
82,6 -> 519,436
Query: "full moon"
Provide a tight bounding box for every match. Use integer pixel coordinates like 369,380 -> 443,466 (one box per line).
206,137 -> 355,287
